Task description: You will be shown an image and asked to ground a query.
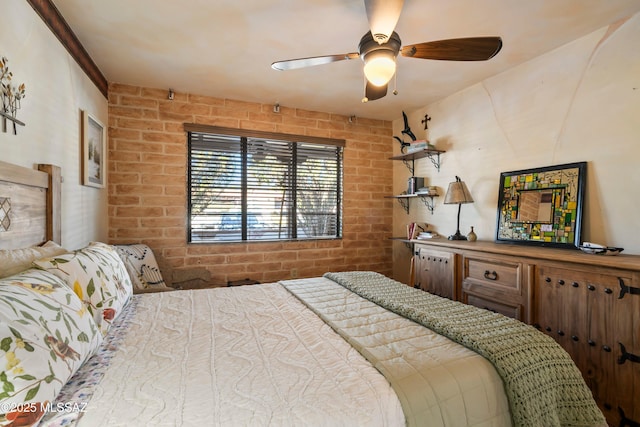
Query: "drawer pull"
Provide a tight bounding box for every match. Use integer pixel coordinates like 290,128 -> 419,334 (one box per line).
545,277 -> 551,283
484,270 -> 498,280
572,282 -> 579,288
571,335 -> 579,342
558,279 -> 565,285
558,330 -> 565,336
587,284 -> 595,291
617,342 -> 640,365
588,340 -> 596,347
545,326 -> 552,332
602,345 -> 611,353
604,288 -> 612,294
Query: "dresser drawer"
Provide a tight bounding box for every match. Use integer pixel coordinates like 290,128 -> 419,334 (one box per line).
463,256 -> 523,295
465,293 -> 522,320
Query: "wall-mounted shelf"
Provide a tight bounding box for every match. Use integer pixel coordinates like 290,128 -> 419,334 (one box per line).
389,148 -> 445,175
386,193 -> 439,214
390,236 -> 412,250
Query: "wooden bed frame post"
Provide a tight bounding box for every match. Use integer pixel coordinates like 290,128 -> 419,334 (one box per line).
38,164 -> 62,244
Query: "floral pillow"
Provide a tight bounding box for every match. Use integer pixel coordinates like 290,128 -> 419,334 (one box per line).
0,269 -> 102,426
33,242 -> 133,335
114,244 -> 167,291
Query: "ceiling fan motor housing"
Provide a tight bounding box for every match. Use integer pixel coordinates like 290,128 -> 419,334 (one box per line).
359,31 -> 402,59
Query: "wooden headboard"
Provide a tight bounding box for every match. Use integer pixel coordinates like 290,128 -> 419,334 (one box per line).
0,160 -> 61,249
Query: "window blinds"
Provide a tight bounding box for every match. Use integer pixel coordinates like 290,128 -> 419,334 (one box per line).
188,131 -> 342,242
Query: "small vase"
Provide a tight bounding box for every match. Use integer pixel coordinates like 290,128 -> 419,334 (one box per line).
467,226 -> 477,242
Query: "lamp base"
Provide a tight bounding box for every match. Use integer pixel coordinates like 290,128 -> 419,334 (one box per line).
448,231 -> 467,241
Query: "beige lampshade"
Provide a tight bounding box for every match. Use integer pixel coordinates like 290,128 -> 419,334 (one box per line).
444,176 -> 474,205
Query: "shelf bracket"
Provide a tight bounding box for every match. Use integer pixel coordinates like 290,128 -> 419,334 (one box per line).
389,238 -> 413,250
401,158 -> 415,175
425,152 -> 442,172
418,195 -> 436,215
395,196 -> 410,214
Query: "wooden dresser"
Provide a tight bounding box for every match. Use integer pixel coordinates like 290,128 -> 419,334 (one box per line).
410,239 -> 639,427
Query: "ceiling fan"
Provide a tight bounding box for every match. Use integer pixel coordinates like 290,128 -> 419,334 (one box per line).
271,0 -> 502,102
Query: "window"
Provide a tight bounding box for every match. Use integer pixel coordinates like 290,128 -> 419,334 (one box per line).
187,125 -> 343,243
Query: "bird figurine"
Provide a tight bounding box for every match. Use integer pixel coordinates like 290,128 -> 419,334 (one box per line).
393,136 -> 411,153
401,111 -> 417,141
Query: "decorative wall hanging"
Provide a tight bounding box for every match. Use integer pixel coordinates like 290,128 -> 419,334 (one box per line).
0,56 -> 26,135
495,161 -> 586,249
82,111 -> 105,188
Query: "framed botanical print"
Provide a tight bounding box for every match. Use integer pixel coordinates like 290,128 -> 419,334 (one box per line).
82,110 -> 105,188
495,161 -> 586,249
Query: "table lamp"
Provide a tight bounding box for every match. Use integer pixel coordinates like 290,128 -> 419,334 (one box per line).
444,176 -> 474,240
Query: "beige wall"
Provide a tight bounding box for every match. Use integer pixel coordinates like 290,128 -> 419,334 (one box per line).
393,14 -> 640,283
1,0 -> 108,249
6,1 -> 638,283
107,84 -> 393,284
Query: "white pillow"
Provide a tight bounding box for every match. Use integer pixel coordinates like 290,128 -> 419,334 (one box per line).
0,241 -> 68,279
115,244 -> 167,290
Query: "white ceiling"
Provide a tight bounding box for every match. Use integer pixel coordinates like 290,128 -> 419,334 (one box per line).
52,0 -> 640,122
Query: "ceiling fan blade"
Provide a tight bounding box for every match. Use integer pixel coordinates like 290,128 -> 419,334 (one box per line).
271,53 -> 359,71
401,37 -> 503,61
364,81 -> 388,102
364,0 -> 404,44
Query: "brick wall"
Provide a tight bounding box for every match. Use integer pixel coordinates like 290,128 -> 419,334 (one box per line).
107,83 -> 394,285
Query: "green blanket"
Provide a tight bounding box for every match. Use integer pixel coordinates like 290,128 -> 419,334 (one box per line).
324,271 -> 606,427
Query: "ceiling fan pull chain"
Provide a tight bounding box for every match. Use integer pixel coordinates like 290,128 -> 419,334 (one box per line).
393,71 -> 398,96
362,76 -> 369,103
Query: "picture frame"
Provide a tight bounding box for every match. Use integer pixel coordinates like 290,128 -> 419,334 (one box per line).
495,161 -> 586,249
82,110 -> 105,188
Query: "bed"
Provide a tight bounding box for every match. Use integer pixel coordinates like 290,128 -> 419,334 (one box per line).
0,161 -> 606,427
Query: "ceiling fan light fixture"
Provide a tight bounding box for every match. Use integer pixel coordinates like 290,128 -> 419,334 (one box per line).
363,50 -> 396,87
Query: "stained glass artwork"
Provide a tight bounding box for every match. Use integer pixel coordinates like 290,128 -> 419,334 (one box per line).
496,162 -> 586,248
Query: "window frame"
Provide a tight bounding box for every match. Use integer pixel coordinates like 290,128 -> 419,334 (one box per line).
185,124 -> 345,244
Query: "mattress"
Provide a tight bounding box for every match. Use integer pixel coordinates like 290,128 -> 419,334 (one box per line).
44,278 -> 511,427
65,282 -> 406,426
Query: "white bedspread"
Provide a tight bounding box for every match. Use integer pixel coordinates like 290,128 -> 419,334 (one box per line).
282,278 -> 511,427
76,283 -> 406,427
